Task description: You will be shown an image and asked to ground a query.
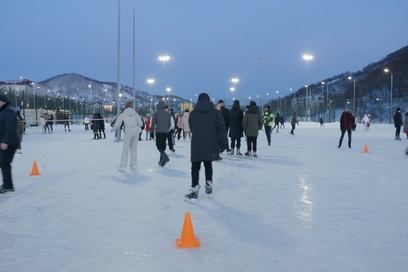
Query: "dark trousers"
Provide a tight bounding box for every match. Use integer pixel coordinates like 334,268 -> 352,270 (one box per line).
85,124 -> 89,130
339,129 -> 352,147
272,123 -> 279,132
396,126 -> 401,138
0,144 -> 18,189
191,161 -> 212,187
155,132 -> 168,152
176,128 -> 182,140
290,124 -> 296,134
246,136 -> 258,152
167,129 -> 174,150
230,137 -> 241,149
64,122 -> 70,131
264,125 -> 271,144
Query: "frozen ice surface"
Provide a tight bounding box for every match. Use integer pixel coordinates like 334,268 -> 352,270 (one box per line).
1,122 -> 407,272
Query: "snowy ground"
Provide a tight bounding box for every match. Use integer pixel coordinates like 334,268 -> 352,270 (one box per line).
1,121 -> 407,272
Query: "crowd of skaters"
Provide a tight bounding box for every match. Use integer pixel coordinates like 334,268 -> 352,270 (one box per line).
2,90 -> 408,198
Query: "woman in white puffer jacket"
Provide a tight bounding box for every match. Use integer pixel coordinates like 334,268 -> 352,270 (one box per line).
112,101 -> 143,172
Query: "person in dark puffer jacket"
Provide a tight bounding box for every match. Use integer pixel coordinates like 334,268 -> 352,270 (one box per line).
0,95 -> 20,196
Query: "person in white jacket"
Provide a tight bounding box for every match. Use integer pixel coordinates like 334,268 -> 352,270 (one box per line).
112,101 -> 143,172
361,114 -> 370,131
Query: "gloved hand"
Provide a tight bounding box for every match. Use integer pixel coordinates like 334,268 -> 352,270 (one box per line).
220,144 -> 229,153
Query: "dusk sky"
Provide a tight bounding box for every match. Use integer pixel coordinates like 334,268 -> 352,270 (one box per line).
1,0 -> 407,104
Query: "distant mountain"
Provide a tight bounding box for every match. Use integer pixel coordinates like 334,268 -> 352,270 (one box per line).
39,73 -> 186,110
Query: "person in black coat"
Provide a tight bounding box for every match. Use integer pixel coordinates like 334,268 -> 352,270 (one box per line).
92,113 -> 100,139
228,100 -> 244,155
218,100 -> 231,152
338,107 -> 354,148
97,113 -> 106,139
0,95 -> 20,195
184,93 -> 227,203
394,107 -> 403,140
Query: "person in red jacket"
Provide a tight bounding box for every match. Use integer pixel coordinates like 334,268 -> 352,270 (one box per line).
144,114 -> 152,140
338,107 -> 354,148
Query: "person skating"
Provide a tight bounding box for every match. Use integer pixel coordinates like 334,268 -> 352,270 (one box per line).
290,112 -> 298,135
112,101 -> 143,171
242,101 -> 263,158
0,95 -> 20,196
228,100 -> 244,155
151,101 -> 171,167
184,93 -> 227,203
272,111 -> 280,132
338,107 -> 354,148
394,108 -> 403,140
262,105 -> 273,146
218,100 -> 231,152
91,113 -> 100,140
319,116 -> 325,127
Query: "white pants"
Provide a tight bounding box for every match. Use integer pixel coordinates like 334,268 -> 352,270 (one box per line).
120,132 -> 139,167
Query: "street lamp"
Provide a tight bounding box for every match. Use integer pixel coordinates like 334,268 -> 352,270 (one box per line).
322,82 -> 329,122
384,68 -> 393,124
159,55 -> 170,96
276,91 -> 280,110
88,84 -> 93,114
347,76 -> 356,115
230,87 -> 235,102
258,58 -> 266,100
166,88 -> 171,105
303,54 -> 313,121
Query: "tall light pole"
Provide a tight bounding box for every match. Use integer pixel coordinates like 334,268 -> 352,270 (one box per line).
322,81 -> 329,122
348,76 -> 356,115
88,84 -> 93,114
132,0 -> 137,108
258,58 -> 266,102
230,87 -> 235,102
384,68 -> 393,124
116,0 -> 121,115
303,54 -> 313,122
231,78 -> 239,106
166,87 -> 171,105
159,55 -> 170,98
276,91 -> 280,110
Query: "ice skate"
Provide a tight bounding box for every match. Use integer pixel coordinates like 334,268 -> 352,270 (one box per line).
184,185 -> 201,203
205,180 -> 213,197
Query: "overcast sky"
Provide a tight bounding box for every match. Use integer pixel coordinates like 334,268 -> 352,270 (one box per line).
1,0 -> 407,103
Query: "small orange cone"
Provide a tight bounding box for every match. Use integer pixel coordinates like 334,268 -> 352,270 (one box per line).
176,212 -> 200,248
363,144 -> 369,153
29,161 -> 41,176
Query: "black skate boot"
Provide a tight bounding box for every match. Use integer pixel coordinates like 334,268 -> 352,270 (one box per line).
158,152 -> 167,167
348,138 -> 352,148
205,180 -> 213,197
338,136 -> 343,148
164,152 -> 170,162
184,185 -> 201,203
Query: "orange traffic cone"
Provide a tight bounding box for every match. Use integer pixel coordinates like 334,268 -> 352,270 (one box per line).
29,161 -> 41,176
363,144 -> 369,153
176,212 -> 200,248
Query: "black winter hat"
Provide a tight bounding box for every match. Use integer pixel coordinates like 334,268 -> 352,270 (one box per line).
0,94 -> 8,103
233,100 -> 240,106
218,99 -> 224,103
198,93 -> 210,101
249,101 -> 256,107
